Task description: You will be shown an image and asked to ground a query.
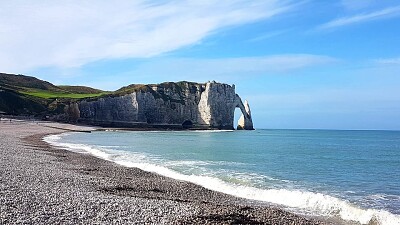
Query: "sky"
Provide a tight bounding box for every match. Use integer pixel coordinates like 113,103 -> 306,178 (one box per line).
1,0 -> 400,130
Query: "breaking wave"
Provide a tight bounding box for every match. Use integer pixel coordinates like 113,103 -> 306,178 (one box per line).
44,134 -> 400,225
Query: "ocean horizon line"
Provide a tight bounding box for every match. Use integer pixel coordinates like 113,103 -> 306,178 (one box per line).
255,128 -> 400,132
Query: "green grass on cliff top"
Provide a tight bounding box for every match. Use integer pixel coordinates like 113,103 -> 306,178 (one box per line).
20,90 -> 108,99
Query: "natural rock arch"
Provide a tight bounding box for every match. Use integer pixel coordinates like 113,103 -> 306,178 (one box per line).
234,95 -> 254,130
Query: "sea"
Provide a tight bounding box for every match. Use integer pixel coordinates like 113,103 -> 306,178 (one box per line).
44,129 -> 400,225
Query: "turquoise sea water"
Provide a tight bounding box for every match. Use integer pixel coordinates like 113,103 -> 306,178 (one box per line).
44,129 -> 400,225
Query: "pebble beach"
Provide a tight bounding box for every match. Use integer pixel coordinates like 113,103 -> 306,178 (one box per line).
0,120 -> 332,224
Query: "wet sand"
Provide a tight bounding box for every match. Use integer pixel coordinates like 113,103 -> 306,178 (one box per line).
0,120 -> 332,224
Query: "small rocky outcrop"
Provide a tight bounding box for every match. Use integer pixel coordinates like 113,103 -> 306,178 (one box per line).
77,81 -> 254,130
64,102 -> 80,123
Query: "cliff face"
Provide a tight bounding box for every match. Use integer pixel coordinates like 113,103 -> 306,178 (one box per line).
78,81 -> 253,130
0,73 -> 253,129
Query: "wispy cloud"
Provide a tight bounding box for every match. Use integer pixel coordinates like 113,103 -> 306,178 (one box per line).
0,0 -> 297,73
103,54 -> 336,86
247,29 -> 289,42
317,5 -> 400,30
374,57 -> 400,65
34,54 -> 335,90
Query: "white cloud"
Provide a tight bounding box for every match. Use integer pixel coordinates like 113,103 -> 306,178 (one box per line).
317,5 -> 400,30
0,0 -> 296,73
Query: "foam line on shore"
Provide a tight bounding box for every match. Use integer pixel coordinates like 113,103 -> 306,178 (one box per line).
44,134 -> 400,225
114,161 -> 400,225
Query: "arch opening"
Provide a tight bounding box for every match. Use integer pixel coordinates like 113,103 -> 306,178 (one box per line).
234,107 -> 243,130
182,120 -> 193,129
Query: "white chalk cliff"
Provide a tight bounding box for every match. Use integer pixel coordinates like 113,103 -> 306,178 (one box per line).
77,81 -> 254,130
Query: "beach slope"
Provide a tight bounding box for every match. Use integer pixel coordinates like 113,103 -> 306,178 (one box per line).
0,120 -> 328,224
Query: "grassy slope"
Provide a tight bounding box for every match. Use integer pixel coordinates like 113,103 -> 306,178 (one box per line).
57,85 -> 107,94
0,73 -> 108,99
0,73 -> 108,115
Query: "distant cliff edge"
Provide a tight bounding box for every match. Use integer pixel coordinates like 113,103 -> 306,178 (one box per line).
0,73 -> 253,130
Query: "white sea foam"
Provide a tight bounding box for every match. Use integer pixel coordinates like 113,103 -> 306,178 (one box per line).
44,134 -> 400,225
366,194 -> 400,201
44,134 -> 111,159
165,160 -> 212,166
114,159 -> 400,225
165,160 -> 247,167
43,133 -> 63,142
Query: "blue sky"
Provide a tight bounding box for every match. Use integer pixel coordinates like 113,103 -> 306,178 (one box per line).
1,0 -> 400,130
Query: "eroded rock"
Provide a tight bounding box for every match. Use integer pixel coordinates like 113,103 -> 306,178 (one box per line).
77,81 -> 254,130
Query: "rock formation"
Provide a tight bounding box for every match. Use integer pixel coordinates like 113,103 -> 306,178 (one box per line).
237,100 -> 253,130
77,81 -> 254,130
64,102 -> 80,123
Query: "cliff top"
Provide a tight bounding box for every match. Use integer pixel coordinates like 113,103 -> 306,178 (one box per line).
0,72 -> 230,115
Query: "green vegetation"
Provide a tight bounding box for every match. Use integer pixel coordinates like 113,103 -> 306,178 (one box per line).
0,73 -> 108,100
115,84 -> 152,95
57,85 -> 105,94
114,81 -> 202,103
0,72 -> 203,116
115,83 -> 189,104
0,73 -> 60,91
20,90 -> 107,99
0,89 -> 47,115
0,73 -> 108,115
